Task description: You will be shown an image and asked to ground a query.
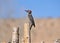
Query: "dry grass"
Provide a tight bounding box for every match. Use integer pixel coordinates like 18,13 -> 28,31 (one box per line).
0,18 -> 60,43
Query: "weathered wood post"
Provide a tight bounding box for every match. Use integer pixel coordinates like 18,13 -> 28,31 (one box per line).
23,23 -> 31,43
41,41 -> 44,43
11,27 -> 19,43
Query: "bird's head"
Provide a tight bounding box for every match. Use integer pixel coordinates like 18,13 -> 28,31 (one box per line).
25,10 -> 32,14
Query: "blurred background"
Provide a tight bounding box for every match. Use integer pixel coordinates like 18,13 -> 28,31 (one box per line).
0,0 -> 60,43
0,0 -> 60,18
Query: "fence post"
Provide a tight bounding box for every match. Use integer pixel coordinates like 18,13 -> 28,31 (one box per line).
11,27 -> 19,43
41,41 -> 44,43
23,23 -> 31,43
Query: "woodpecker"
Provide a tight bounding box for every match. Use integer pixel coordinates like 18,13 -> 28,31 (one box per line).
25,10 -> 35,30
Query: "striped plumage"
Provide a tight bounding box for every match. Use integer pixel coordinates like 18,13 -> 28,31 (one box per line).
25,10 -> 35,30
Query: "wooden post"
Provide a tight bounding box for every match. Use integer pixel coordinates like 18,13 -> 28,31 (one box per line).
41,41 -> 44,43
23,23 -> 31,43
11,27 -> 19,43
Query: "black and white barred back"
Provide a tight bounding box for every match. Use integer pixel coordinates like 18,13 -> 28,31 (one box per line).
25,10 -> 35,30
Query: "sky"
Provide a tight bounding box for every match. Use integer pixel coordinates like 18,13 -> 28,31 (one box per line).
0,0 -> 60,18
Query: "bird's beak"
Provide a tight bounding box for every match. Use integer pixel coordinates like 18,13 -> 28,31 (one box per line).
25,10 -> 28,12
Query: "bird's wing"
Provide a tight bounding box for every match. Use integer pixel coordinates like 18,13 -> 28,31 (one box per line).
28,14 -> 35,25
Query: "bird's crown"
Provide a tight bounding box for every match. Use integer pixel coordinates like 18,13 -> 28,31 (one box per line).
25,9 -> 32,14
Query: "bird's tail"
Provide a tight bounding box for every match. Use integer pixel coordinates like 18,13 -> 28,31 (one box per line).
30,24 -> 35,30
30,25 -> 32,30
33,24 -> 35,27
